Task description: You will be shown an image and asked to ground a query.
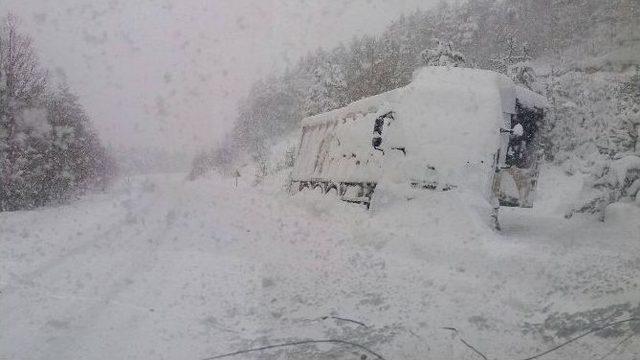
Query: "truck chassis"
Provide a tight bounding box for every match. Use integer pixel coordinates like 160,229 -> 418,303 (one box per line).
292,179 -> 377,208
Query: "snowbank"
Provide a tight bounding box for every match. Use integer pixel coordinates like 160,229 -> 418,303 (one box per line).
2,169 -> 638,360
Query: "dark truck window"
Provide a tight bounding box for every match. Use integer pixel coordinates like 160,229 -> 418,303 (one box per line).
372,111 -> 394,152
506,101 -> 543,168
374,116 -> 384,135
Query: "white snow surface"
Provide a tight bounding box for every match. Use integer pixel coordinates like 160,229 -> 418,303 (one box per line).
1,168 -> 639,360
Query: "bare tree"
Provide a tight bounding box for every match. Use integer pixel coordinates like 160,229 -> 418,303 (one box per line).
1,15 -> 47,102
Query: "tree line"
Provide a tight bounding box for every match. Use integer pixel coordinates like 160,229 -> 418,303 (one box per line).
191,0 -> 638,178
0,15 -> 116,211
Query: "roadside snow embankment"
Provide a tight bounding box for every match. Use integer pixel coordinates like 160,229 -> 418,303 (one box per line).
1,168 -> 638,360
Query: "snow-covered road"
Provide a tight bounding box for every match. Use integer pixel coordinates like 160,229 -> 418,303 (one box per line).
1,170 -> 639,360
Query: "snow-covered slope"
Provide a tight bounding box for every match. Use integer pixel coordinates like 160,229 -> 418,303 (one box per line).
1,169 -> 639,360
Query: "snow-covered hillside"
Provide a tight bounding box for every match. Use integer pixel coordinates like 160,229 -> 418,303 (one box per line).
1,168 -> 638,360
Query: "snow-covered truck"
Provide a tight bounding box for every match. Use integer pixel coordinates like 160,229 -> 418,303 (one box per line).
290,67 -> 548,222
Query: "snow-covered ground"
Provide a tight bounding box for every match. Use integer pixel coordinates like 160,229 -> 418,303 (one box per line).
1,167 -> 639,360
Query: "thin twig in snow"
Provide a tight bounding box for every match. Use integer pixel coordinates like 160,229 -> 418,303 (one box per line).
200,339 -> 386,360
322,315 -> 368,327
596,330 -> 637,360
595,318 -> 640,360
518,317 -> 640,360
460,338 -> 489,360
442,326 -> 488,360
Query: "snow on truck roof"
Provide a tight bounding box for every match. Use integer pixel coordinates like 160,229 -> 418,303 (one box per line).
301,66 -> 546,128
514,85 -> 549,109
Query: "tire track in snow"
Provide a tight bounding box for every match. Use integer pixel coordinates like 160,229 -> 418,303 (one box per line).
0,182 -> 167,297
42,181 -> 188,359
1,176 -> 188,360
2,216 -> 134,295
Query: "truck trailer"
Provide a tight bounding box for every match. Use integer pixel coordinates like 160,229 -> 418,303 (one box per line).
290,66 -> 548,227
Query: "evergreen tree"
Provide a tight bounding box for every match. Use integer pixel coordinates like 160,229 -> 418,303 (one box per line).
509,62 -> 539,92
610,66 -> 640,154
0,14 -> 48,210
420,38 -> 466,67
0,15 -> 115,211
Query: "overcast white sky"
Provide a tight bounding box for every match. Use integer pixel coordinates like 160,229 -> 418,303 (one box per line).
0,0 -> 438,153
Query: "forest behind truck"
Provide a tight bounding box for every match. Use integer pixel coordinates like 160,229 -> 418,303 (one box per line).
192,0 -> 639,220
